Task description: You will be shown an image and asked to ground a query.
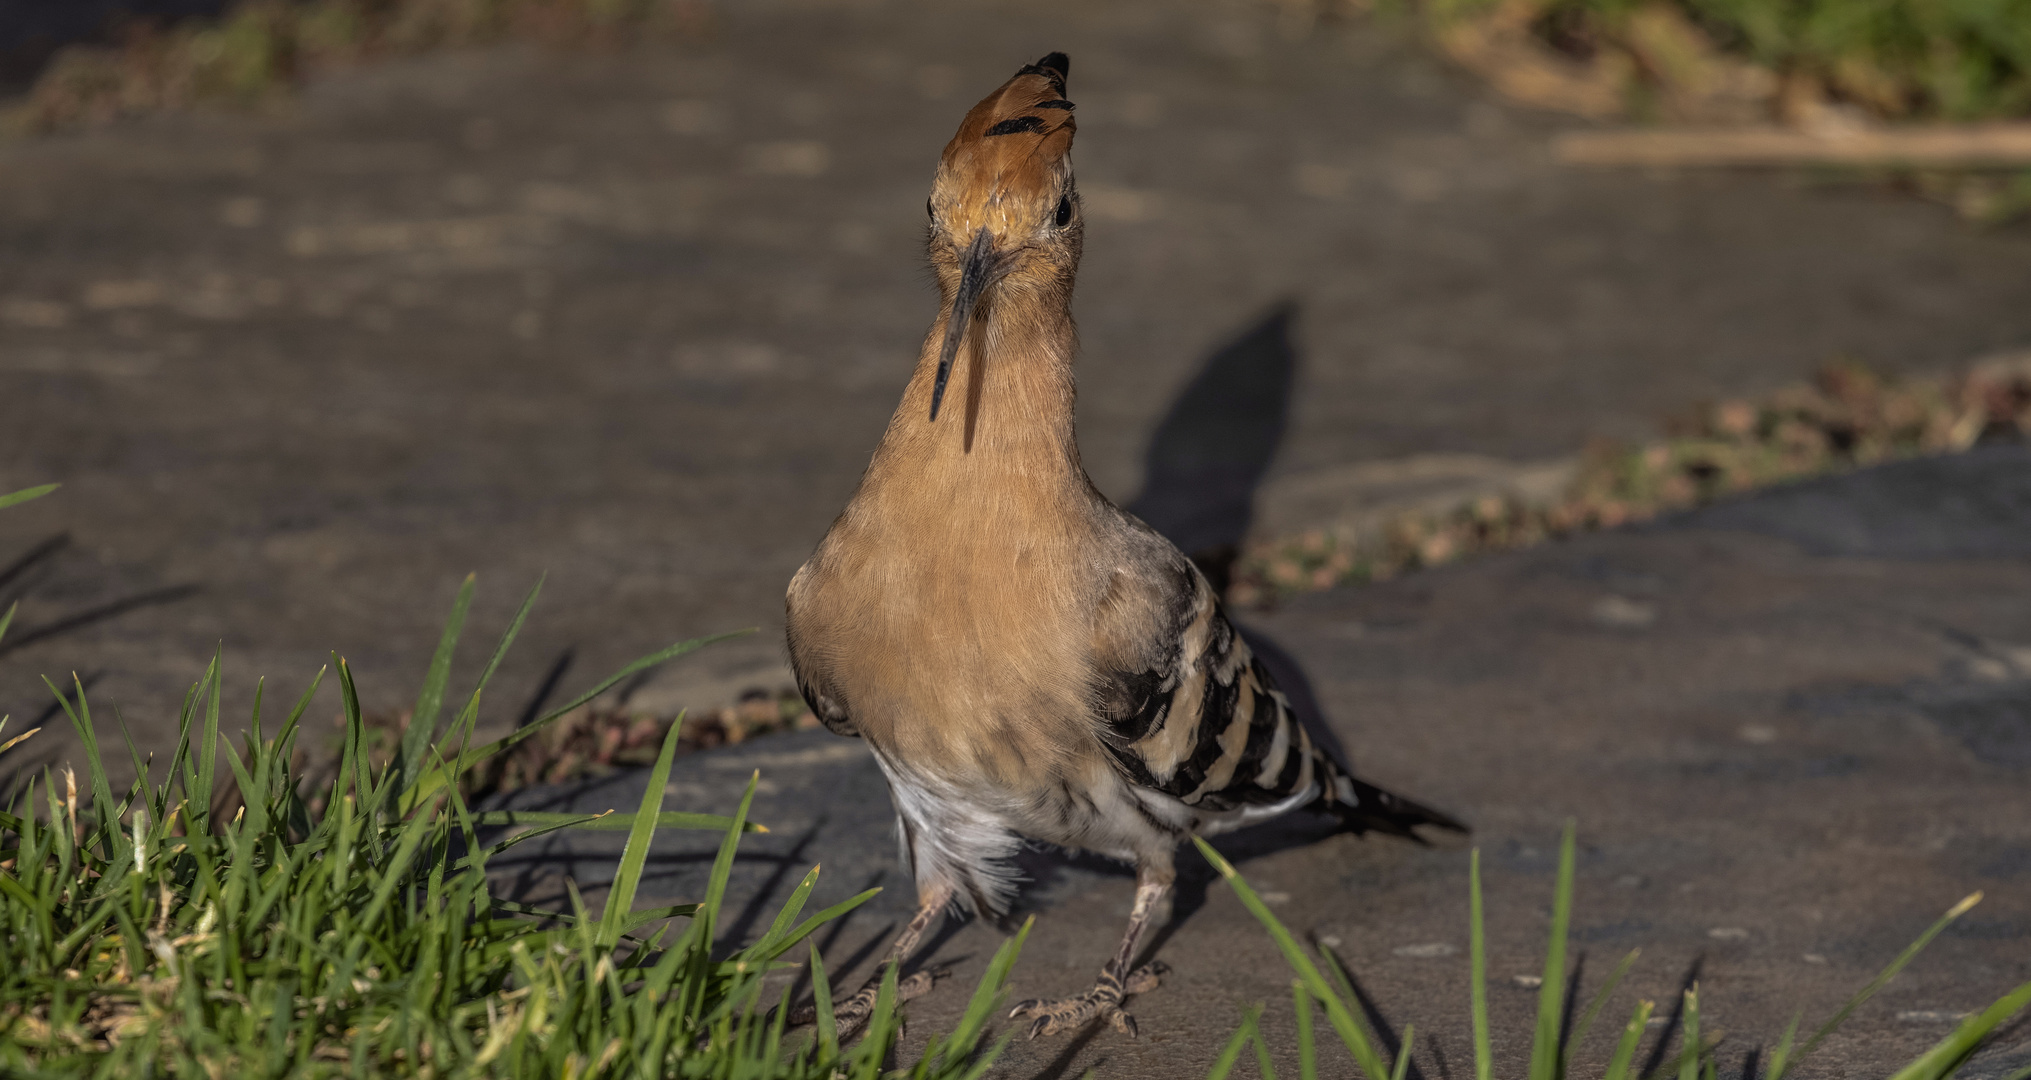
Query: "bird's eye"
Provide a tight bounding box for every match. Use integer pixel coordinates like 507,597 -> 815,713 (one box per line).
1054,194 -> 1072,227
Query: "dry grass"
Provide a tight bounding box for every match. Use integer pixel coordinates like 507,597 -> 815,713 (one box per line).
282,688 -> 821,815
1232,353 -> 2031,606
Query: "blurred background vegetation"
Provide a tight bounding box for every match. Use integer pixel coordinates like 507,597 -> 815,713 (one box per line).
2,0 -> 709,132
6,0 -> 2029,130
1404,0 -> 2031,124
9,0 -> 2030,214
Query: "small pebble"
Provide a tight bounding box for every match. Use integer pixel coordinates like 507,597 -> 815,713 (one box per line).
1708,927 -> 1749,940
1393,943 -> 1457,958
1513,975 -> 1543,988
1897,1010 -> 1969,1024
1803,954 -> 1828,965
1738,724 -> 1778,744
1259,891 -> 1292,905
1318,935 -> 1343,949
1591,595 -> 1657,628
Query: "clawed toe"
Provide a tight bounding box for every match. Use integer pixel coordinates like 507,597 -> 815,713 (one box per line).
1009,998 -> 1140,1040
1008,961 -> 1165,1040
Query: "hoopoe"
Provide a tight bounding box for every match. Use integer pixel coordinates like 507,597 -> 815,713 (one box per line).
786,53 -> 1463,1039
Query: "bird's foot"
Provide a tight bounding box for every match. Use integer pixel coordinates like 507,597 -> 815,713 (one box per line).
791,967 -> 944,1040
1009,961 -> 1167,1039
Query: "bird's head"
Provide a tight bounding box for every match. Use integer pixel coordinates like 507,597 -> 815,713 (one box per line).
924,52 -> 1080,422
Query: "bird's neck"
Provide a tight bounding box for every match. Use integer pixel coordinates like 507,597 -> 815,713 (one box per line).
867,287 -> 1084,496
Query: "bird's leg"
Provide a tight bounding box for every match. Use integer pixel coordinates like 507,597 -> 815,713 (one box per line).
794,883 -> 954,1039
1010,870 -> 1171,1039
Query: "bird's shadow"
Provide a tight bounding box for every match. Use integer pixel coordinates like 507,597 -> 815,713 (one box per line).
1125,302 -> 1352,768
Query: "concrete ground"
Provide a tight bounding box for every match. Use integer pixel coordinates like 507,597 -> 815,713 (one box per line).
1,0 -> 2029,1073
494,447 -> 2031,1080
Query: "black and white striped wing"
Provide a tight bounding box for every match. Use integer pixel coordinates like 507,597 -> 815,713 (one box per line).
1091,556 -> 1332,814
1089,552 -> 1465,838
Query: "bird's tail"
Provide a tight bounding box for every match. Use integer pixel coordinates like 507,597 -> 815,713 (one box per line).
1320,767 -> 1467,843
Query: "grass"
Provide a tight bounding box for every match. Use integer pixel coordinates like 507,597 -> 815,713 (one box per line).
1562,0 -> 2031,122
1232,354 -> 2031,607
368,689 -> 820,800
0,480 -> 1026,1077
1394,0 -> 2031,125
1197,823 -> 2031,1080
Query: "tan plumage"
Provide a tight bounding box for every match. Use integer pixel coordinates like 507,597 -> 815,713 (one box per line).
786,53 -> 1461,1039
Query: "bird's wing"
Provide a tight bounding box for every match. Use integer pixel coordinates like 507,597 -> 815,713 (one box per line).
1088,545 -> 1319,813
793,668 -> 859,738
785,565 -> 859,738
1088,536 -> 1467,837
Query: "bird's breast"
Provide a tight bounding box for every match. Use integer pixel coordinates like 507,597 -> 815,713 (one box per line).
789,473 -> 1108,789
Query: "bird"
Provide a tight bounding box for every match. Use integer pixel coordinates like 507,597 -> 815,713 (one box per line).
785,51 -> 1463,1041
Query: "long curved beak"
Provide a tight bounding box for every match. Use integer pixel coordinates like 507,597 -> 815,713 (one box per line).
930,227 -> 1000,422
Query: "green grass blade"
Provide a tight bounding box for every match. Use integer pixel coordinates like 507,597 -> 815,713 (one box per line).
428,575 -> 545,794
753,887 -> 883,966
620,903 -> 701,934
0,483 -> 59,510
1568,949 -> 1642,1068
0,601 -> 15,649
741,864 -> 821,961
1885,979 -> 2031,1080
220,728 -> 266,837
1256,1014 -> 1285,1080
459,806 -> 758,870
1296,981 -> 1319,1080
956,915 -> 1032,1039
1530,821 -> 1577,1080
597,718 -> 686,947
810,942 -> 839,1054
408,622 -> 742,808
397,574 -> 473,798
696,771 -> 760,952
1764,1014 -> 1801,1080
1209,1006 -> 1264,1080
358,809 -> 435,931
1793,892 -> 1982,1066
1390,1024 -> 1415,1080
1601,1001 -> 1655,1080
1471,848 -> 1492,1080
1196,837 -> 1390,1080
44,674 -> 119,855
1678,985 -> 1701,1080
469,809 -> 759,833
462,631 -> 751,770
198,645 -> 224,831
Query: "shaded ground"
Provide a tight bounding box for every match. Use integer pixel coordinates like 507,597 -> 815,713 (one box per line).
493,448 -> 2031,1080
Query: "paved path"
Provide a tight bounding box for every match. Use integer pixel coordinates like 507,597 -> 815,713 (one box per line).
494,448 -> 2031,1079
5,0 -> 2031,771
